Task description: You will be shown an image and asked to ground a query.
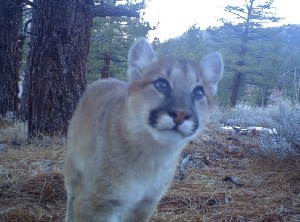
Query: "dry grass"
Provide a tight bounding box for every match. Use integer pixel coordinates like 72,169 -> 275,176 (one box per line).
0,123 -> 299,222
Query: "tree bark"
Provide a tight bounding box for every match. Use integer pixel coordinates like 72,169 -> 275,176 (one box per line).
0,0 -> 23,120
25,0 -> 93,137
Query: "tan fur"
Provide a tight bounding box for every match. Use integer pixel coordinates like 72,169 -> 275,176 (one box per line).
64,38 -> 223,222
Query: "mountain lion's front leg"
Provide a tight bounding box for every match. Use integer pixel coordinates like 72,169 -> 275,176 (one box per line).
126,198 -> 158,222
73,195 -> 125,222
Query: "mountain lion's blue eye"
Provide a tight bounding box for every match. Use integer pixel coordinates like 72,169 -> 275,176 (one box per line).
153,78 -> 171,96
192,86 -> 205,100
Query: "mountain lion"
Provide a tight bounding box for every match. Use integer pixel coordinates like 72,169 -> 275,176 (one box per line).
64,38 -> 223,222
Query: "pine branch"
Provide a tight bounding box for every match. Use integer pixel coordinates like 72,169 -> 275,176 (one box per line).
91,4 -> 139,18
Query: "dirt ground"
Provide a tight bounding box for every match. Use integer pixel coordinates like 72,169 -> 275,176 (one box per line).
0,124 -> 299,222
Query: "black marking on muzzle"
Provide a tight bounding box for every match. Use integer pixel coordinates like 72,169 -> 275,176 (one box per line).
192,117 -> 199,133
149,109 -> 160,127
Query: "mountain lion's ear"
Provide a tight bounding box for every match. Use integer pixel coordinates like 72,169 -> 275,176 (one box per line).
200,52 -> 223,95
127,38 -> 157,83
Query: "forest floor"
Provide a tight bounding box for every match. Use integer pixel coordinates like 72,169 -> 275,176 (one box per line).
0,123 -> 299,222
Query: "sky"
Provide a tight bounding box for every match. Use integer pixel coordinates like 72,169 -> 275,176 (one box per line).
142,0 -> 300,41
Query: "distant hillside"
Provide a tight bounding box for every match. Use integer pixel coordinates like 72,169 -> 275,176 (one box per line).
278,24 -> 300,50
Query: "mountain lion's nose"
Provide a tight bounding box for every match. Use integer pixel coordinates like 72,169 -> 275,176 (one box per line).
168,110 -> 191,125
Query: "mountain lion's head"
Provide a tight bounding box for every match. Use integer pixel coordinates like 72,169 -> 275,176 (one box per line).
126,38 -> 223,144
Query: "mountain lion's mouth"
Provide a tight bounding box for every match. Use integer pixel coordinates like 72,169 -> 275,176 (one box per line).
156,127 -> 193,138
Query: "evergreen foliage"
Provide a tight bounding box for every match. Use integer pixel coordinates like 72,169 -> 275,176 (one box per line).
87,0 -> 152,82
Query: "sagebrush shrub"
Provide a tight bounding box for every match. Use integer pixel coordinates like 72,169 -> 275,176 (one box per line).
213,101 -> 300,156
214,103 -> 274,128
270,100 -> 300,154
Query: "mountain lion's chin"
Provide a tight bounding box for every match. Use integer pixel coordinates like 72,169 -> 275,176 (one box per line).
150,128 -> 193,144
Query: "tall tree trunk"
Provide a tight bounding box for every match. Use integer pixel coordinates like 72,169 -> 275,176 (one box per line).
0,0 -> 22,120
230,51 -> 246,107
18,20 -> 29,121
230,72 -> 242,107
229,0 -> 253,107
21,0 -> 138,137
101,54 -> 110,79
24,0 -> 93,137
